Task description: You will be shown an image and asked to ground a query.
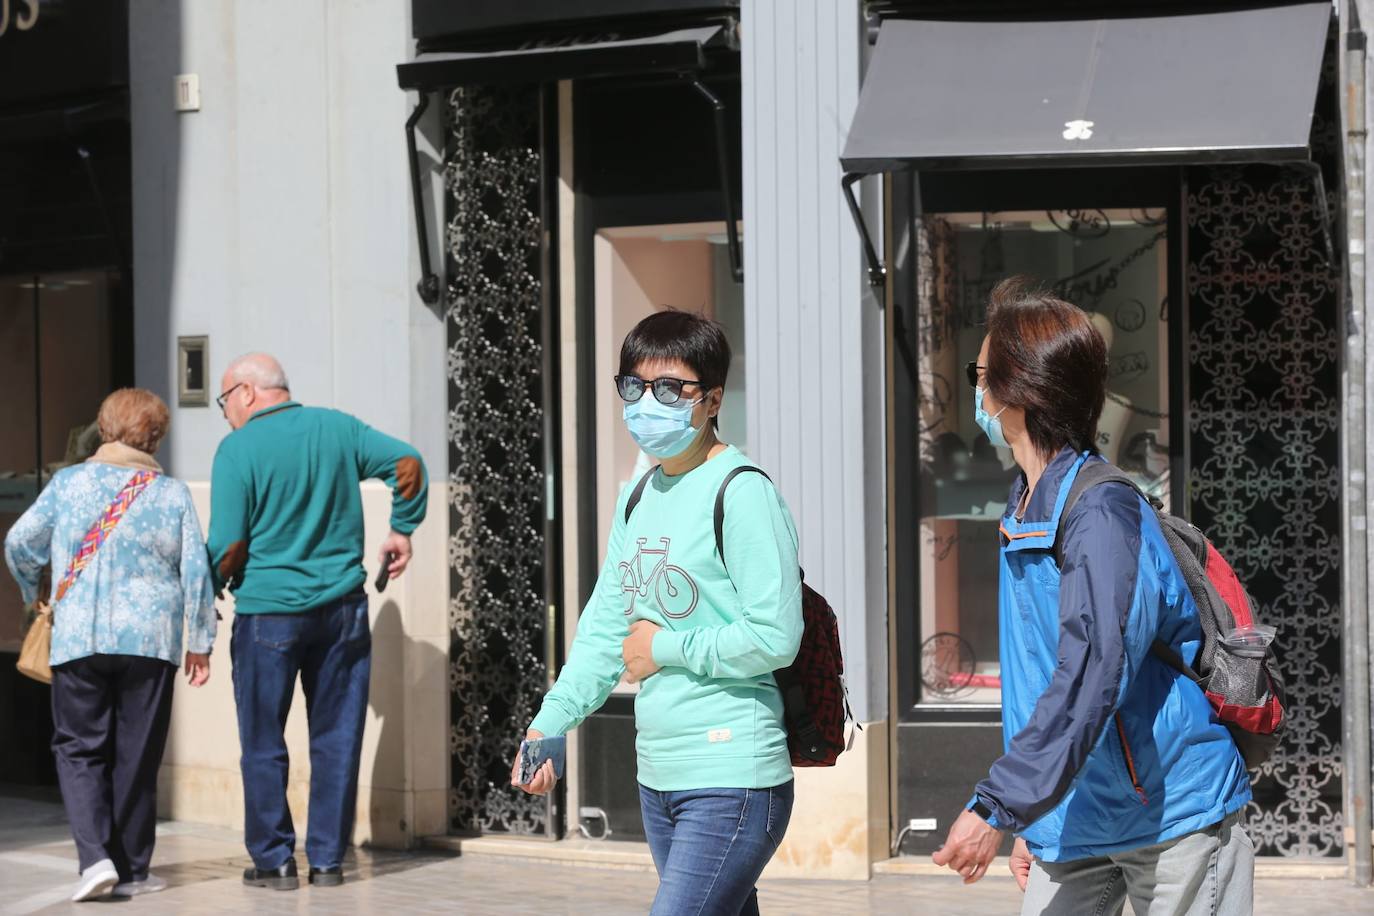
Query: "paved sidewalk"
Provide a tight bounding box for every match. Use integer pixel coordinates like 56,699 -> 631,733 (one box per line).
2,793 -> 1371,914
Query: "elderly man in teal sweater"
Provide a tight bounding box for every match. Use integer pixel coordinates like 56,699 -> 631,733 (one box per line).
207,353 -> 427,891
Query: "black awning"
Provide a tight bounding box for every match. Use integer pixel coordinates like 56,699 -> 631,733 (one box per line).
396,25 -> 724,90
840,3 -> 1331,173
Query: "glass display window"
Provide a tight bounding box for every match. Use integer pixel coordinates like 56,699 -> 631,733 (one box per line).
912,210 -> 1170,705
0,269 -> 119,651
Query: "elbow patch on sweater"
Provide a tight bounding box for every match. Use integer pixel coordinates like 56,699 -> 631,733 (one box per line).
395,456 -> 423,500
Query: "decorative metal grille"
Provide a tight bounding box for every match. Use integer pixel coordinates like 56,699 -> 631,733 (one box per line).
444,85 -> 550,836
1186,151 -> 1342,857
1186,31 -> 1343,857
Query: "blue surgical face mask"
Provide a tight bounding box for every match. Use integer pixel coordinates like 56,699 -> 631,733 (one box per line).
623,396 -> 704,459
975,385 -> 1010,448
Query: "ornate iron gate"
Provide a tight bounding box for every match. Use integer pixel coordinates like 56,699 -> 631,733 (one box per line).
1186,164 -> 1342,856
1186,34 -> 1343,857
444,84 -> 553,836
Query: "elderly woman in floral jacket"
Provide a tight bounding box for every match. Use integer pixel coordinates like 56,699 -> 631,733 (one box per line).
4,388 -> 216,902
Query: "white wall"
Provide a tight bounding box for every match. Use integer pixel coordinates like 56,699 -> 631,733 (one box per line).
129,0 -> 445,481
128,0 -> 451,845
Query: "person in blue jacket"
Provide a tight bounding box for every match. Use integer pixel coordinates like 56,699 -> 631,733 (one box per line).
933,278 -> 1254,915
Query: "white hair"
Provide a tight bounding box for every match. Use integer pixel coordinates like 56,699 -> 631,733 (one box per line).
225,352 -> 290,391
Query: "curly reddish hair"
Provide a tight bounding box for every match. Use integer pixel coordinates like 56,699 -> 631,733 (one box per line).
97,388 -> 170,455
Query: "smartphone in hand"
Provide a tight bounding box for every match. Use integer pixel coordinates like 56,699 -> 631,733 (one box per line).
375,552 -> 395,593
517,735 -> 567,785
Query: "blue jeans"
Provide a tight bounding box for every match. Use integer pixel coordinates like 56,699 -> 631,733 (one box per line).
639,781 -> 794,916
231,591 -> 371,870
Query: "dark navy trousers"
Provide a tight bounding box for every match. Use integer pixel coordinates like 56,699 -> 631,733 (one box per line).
231,591 -> 371,870
51,653 -> 176,881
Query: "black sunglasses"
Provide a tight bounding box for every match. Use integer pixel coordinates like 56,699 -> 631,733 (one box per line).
216,382 -> 244,412
614,375 -> 704,406
964,361 -> 987,389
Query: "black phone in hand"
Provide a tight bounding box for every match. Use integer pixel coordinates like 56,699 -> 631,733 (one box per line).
375,553 -> 395,593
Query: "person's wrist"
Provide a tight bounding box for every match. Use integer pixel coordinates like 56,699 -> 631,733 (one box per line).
650,629 -> 684,668
969,798 -> 993,821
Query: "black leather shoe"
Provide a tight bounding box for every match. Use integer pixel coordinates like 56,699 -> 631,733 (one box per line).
242,859 -> 299,891
308,866 -> 344,887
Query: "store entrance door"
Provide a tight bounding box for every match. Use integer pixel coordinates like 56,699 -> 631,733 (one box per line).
889,169 -> 1183,855
575,221 -> 744,842
0,269 -> 125,787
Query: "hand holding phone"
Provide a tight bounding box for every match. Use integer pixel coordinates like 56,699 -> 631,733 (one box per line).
375,552 -> 395,593
516,735 -> 567,786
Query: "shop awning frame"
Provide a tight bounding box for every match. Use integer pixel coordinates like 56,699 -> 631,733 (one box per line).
397,26 -> 725,90
399,25 -> 739,303
839,3 -> 1335,287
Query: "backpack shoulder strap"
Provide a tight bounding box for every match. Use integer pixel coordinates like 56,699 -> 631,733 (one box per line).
1056,462 -> 1199,682
715,466 -> 771,566
1149,639 -> 1202,684
1052,461 -> 1149,567
623,467 -> 658,524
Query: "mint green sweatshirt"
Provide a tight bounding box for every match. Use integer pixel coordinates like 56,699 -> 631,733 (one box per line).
207,402 -> 428,613
530,446 -> 802,791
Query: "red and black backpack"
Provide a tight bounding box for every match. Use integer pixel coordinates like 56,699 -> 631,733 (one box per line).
625,465 -> 855,766
715,467 -> 853,766
1056,461 -> 1286,768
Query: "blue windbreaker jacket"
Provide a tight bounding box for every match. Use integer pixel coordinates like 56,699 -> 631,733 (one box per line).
971,447 -> 1251,862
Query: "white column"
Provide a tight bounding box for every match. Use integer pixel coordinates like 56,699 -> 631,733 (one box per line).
740,0 -> 887,722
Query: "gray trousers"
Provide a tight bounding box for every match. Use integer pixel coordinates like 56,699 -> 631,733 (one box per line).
1022,813 -> 1254,916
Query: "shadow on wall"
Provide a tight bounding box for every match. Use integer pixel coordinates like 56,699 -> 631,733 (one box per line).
365,596 -> 446,847
129,0 -> 182,475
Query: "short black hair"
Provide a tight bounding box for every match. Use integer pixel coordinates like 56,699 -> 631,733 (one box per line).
985,276 -> 1107,458
618,309 -> 731,392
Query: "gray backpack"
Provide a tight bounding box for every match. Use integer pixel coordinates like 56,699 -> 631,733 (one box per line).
1056,461 -> 1286,769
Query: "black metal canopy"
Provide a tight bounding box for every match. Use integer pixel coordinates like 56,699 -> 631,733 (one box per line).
841,3 -> 1331,174
396,23 -> 740,303
397,25 -> 725,90
411,0 -> 738,44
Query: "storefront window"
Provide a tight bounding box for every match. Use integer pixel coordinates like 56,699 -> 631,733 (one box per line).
0,270 -> 117,652
913,210 -> 1169,705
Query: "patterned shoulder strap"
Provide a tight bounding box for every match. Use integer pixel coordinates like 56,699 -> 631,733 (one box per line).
54,470 -> 160,602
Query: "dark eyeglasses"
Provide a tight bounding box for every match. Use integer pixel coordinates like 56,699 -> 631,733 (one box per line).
614,375 -> 704,406
964,361 -> 987,389
216,383 -> 244,412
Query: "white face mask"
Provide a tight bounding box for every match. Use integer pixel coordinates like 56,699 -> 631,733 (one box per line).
622,396 -> 704,459
975,385 -> 1009,448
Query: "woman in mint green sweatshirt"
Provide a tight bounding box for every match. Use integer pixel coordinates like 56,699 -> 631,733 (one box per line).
513,310 -> 803,915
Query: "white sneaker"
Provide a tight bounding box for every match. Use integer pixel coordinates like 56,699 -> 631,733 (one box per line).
71,858 -> 119,902
112,874 -> 168,897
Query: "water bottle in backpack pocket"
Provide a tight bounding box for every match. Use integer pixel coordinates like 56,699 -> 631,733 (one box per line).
1212,625 -> 1278,708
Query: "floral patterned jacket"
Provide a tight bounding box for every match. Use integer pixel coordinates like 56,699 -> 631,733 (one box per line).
4,456 -> 216,667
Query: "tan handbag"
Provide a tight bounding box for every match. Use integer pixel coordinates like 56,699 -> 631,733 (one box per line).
16,601 -> 53,684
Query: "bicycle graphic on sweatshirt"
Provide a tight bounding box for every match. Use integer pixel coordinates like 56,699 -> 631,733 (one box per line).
620,537 -> 699,619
